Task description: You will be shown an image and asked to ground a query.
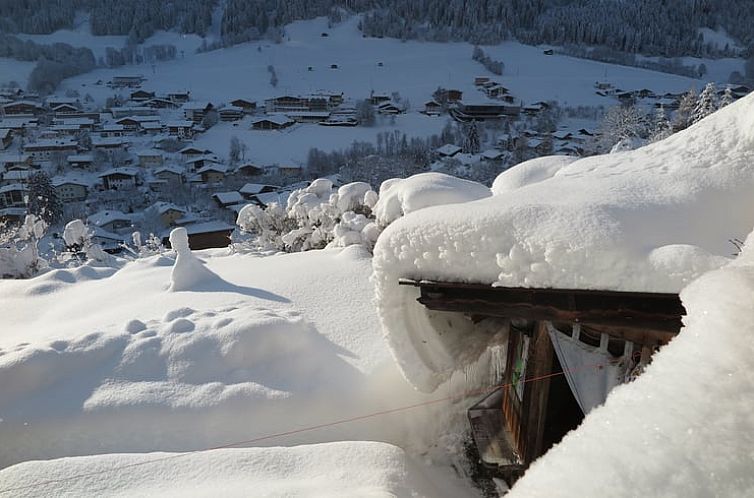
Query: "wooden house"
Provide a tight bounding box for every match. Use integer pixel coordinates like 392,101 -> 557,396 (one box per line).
0,183 -> 28,208
99,167 -> 139,190
67,154 -> 94,169
52,103 -> 80,115
179,146 -> 213,161
109,107 -> 157,119
130,90 -> 155,102
154,165 -> 185,184
2,100 -> 44,116
167,91 -> 191,104
87,210 -> 132,233
196,163 -> 227,184
234,163 -> 264,177
399,280 -> 685,485
166,120 -> 195,139
376,101 -> 402,115
239,183 -> 279,199
91,137 -> 129,157
218,106 -> 244,122
151,202 -> 187,227
231,99 -> 257,113
23,139 -> 79,162
111,75 -> 145,88
251,116 -> 294,130
212,191 -> 245,208
162,221 -> 234,250
423,101 -> 442,116
436,144 -> 462,158
136,149 -> 164,168
451,101 -> 517,121
475,76 -> 491,86
52,178 -> 89,202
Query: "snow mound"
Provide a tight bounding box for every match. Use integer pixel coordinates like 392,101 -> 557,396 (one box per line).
373,173 -> 491,226
168,227 -> 219,292
374,94 -> 754,391
491,155 -> 577,195
0,441 -> 471,498
508,231 -> 754,497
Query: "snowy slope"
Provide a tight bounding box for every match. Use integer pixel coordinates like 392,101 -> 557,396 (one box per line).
0,442 -> 475,498
0,245 -> 486,487
0,58 -> 36,88
373,93 -> 754,391
508,231 -> 754,498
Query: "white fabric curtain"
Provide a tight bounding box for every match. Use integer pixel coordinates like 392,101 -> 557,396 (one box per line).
546,323 -> 631,414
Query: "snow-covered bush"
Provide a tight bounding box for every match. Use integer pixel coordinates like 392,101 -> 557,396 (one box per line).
238,179 -> 380,252
58,219 -> 114,266
130,231 -> 168,258
0,215 -> 48,279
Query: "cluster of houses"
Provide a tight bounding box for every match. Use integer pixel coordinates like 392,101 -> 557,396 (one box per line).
594,81 -> 752,109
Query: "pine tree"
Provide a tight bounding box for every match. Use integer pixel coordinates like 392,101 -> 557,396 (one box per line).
464,120 -> 480,154
692,83 -> 718,124
650,105 -> 673,142
27,171 -> 62,224
673,89 -> 697,131
719,87 -> 735,108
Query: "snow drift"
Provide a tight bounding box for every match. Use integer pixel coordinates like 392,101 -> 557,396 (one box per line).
373,93 -> 754,391
508,229 -> 754,497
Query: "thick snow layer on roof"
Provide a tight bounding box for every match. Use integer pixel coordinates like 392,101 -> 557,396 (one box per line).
373,173 -> 491,226
0,441 -> 474,498
373,94 -> 754,391
509,232 -> 754,498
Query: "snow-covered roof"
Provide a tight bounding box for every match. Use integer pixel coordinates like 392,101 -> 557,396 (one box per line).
87,210 -> 130,226
213,191 -> 244,205
151,202 -> 186,215
373,94 -> 754,391
196,163 -> 228,174
240,183 -> 279,195
170,220 -> 234,236
166,120 -> 195,128
52,176 -> 91,188
481,149 -> 504,160
155,165 -> 184,175
98,167 -> 139,178
436,144 -> 461,156
252,116 -> 294,126
136,149 -> 163,157
0,183 -> 27,194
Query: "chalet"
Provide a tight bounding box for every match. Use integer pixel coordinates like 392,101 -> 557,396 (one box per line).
1,170 -> 31,186
239,183 -> 279,199
99,124 -> 126,137
111,75 -> 145,88
179,146 -> 213,161
594,82 -> 612,91
185,155 -> 222,172
87,210 -> 132,233
218,106 -> 244,121
99,167 -> 139,190
475,76 -> 491,86
140,121 -> 163,134
212,191 -> 244,208
196,163 -> 227,184
377,101 -> 403,115
166,120 -> 195,139
109,107 -> 157,119
24,139 -> 79,162
167,91 -> 191,104
276,164 -> 304,178
50,124 -> 85,136
154,165 -> 185,184
130,90 -> 155,102
452,100 -> 519,121
67,154 -> 94,169
0,183 -> 27,208
52,103 -> 80,115
231,99 -> 257,113
0,129 -> 11,149
114,115 -> 160,131
244,191 -> 285,208
436,144 -> 462,158
2,100 -> 44,116
91,137 -> 129,156
319,115 -> 358,127
162,221 -> 234,250
251,116 -> 294,130
151,202 -> 187,227
183,102 -> 214,123
486,85 -> 509,99
264,94 -> 339,113
286,111 -> 331,123
0,153 -> 33,171
423,101 -> 442,116
234,163 -> 264,176
47,97 -> 78,106
52,178 -> 89,202
0,117 -> 38,134
136,149 -> 164,168
54,117 -> 95,130
146,97 -> 179,109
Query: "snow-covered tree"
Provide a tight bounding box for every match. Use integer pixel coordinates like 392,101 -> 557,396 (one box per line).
598,105 -> 646,151
27,171 -> 62,224
719,86 -> 735,108
692,82 -> 718,124
650,106 -> 673,142
0,214 -> 48,278
673,89 -> 697,131
463,121 -> 481,154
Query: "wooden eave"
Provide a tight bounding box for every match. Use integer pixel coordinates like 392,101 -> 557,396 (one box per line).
399,279 -> 685,339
